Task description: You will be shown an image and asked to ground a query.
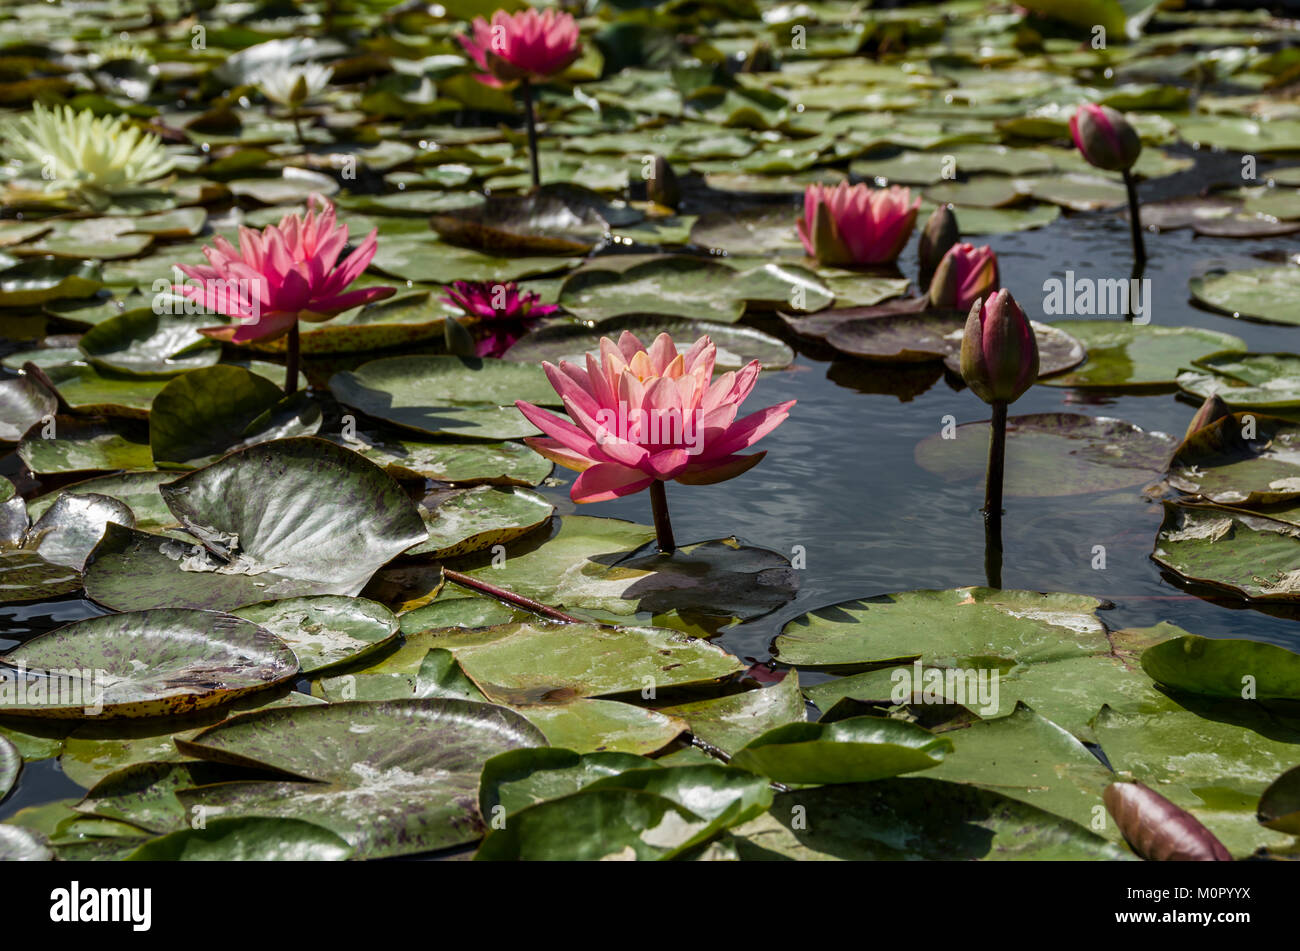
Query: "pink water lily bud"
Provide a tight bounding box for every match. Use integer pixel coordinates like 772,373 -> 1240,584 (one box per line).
917,203 -> 959,289
1070,103 -> 1142,173
515,331 -> 794,503
441,279 -> 558,357
797,182 -> 920,266
180,195 -> 394,344
928,242 -> 999,312
959,288 -> 1039,405
458,8 -> 582,86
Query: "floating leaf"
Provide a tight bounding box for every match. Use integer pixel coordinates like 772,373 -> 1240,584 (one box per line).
1177,352 -> 1300,411
233,595 -> 400,675
125,816 -> 354,861
0,825 -> 53,861
18,415 -> 153,474
729,716 -> 952,785
1141,634 -> 1300,700
1190,266 -> 1300,326
78,307 -> 220,376
1258,765 -> 1300,835
1040,321 -> 1245,391
324,432 -> 551,485
1167,413 -> 1300,505
0,374 -> 57,442
410,485 -> 553,558
1152,501 -> 1300,602
654,672 -> 806,755
0,734 -> 19,800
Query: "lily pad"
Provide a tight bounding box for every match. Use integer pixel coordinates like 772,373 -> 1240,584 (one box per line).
730,716 -> 953,785
83,437 -> 428,611
479,748 -> 658,818
517,699 -> 688,756
1167,413 -> 1300,505
0,609 -> 299,719
0,374 -> 57,442
429,187 -> 610,254
1190,266 -> 1300,326
329,355 -> 558,441
0,825 -> 53,861
26,471 -> 177,534
233,595 -> 400,675
914,413 -> 1174,497
175,698 -> 546,859
1040,321 -> 1246,391
1152,501 -> 1300,602
1177,352 -> 1300,411
78,307 -> 220,376
1259,765 -> 1300,835
0,258 -> 103,307
125,816 -> 354,861
0,734 -> 19,800
18,415 -> 153,474
654,672 -> 807,756
324,431 -> 551,486
410,485 -> 553,558
1141,634 -> 1300,701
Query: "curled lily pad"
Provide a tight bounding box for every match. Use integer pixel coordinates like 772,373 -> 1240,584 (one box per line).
1259,765 -> 1300,835
479,748 -> 658,819
125,816 -> 354,861
1190,266 -> 1300,326
915,413 -> 1174,497
429,187 -> 610,254
654,672 -> 806,756
18,415 -> 153,475
329,355 -> 559,441
23,492 -> 134,570
324,432 -> 551,486
26,471 -> 176,534
410,485 -> 553,558
1141,634 -> 1300,701
78,307 -> 220,376
149,365 -> 321,469
504,316 -> 795,371
729,716 -> 953,785
83,437 -> 428,612
0,609 -> 299,719
0,374 -> 57,442
233,595 -> 399,675
0,825 -> 52,860
1177,352 -> 1300,411
0,734 -> 19,800
1153,501 -> 1300,602
1040,321 -> 1246,391
1168,413 -> 1300,505
175,698 -> 546,859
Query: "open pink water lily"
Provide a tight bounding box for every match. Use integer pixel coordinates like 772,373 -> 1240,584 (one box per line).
928,242 -> 999,312
181,196 -> 393,344
1069,103 -> 1141,172
442,280 -> 559,357
458,8 -> 582,87
515,331 -> 795,503
797,182 -> 920,266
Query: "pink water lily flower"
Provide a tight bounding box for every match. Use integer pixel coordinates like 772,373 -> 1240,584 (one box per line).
181,196 -> 393,343
442,280 -> 559,357
928,242 -> 999,312
798,182 -> 920,266
459,8 -> 582,87
515,331 -> 795,504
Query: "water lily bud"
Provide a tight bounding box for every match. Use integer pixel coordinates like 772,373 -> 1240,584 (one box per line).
928,242 -> 998,312
959,288 -> 1039,405
1070,103 -> 1142,173
646,154 -> 680,211
1184,393 -> 1231,440
917,203 -> 959,289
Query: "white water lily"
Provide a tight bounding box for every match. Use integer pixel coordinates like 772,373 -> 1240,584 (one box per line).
254,61 -> 334,108
1,103 -> 173,205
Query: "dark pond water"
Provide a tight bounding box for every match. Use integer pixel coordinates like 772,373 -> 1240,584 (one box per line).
4,147 -> 1299,819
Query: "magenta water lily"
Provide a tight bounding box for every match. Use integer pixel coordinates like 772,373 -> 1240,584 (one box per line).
441,280 -> 558,357
929,242 -> 998,312
515,330 -> 795,552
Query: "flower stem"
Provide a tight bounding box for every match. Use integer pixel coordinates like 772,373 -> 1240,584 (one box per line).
291,108 -> 304,150
284,322 -> 300,395
983,400 -> 1007,590
1122,168 -> 1146,268
649,480 -> 676,554
521,79 -> 540,189
442,568 -> 580,623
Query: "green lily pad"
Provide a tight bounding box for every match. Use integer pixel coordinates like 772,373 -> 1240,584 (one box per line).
26,471 -> 176,534
233,595 -> 400,675
329,355 -> 558,441
729,715 -> 952,785
688,206 -> 807,256
1167,413 -> 1300,505
41,360 -> 298,417
0,374 -> 57,442
174,698 -> 546,859
369,238 -> 580,285
125,816 -> 354,861
0,825 -> 53,861
149,365 -> 321,469
1259,765 -> 1300,835
1177,352 -> 1300,411
1041,321 -> 1246,391
429,187 -> 611,254
1190,266 -> 1300,326
0,258 -> 103,307
479,748 -> 658,818
1152,501 -> 1300,601
83,437 -> 428,612
559,257 -> 744,324
517,699 -> 688,756
654,672 -> 807,756
323,432 -> 551,486
76,760 -> 253,834
0,551 -> 82,605
504,316 -> 795,371
17,415 -> 153,474
0,608 -> 299,719
78,307 -> 220,376
451,516 -> 798,625
728,778 -> 1129,860
926,177 -> 1025,209
21,491 -> 134,570
410,485 -> 553,558
915,413 -> 1174,497
1021,173 -> 1127,211
1142,634 -> 1300,700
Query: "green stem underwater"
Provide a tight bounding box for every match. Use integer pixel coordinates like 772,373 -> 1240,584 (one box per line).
649,479 -> 676,554
284,322 -> 300,395
1122,168 -> 1146,268
522,79 -> 541,189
